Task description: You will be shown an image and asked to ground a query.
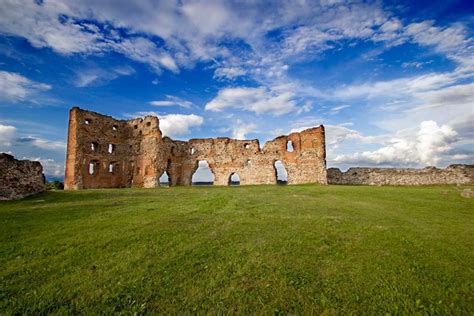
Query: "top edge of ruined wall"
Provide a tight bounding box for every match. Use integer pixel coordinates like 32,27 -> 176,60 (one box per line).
188,137 -> 260,143
71,107 -> 157,124
272,125 -> 325,140
71,107 -> 126,122
0,153 -> 17,161
328,164 -> 474,173
327,164 -> 474,185
0,153 -> 43,167
184,126 -> 325,150
292,125 -> 325,135
71,107 -> 324,145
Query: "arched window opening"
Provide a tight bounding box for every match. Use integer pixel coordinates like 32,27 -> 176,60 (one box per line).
192,160 -> 215,186
274,160 -> 288,185
134,125 -> 138,129
229,173 -> 240,186
85,119 -> 91,125
88,160 -> 99,175
112,125 -> 118,131
246,159 -> 251,166
287,140 -> 294,152
160,171 -> 170,187
108,144 -> 115,154
244,143 -> 250,149
190,148 -> 195,155
108,162 -> 118,173
91,142 -> 98,151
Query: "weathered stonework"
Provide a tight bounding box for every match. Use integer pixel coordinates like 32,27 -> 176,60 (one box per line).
0,153 -> 45,200
327,165 -> 474,185
64,107 -> 327,189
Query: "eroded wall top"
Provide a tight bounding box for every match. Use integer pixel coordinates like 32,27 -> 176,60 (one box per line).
327,165 -> 474,185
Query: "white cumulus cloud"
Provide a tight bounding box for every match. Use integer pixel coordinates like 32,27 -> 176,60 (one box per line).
127,112 -> 204,138
159,114 -> 204,138
332,121 -> 459,167
232,120 -> 257,140
0,124 -> 16,146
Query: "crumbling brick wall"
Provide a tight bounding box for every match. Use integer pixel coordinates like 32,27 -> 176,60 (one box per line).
327,165 -> 474,185
0,153 -> 45,200
64,107 -> 327,189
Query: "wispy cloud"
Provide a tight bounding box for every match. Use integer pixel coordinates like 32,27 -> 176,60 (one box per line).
15,136 -> 66,151
0,0 -> 472,171
0,70 -> 51,102
74,65 -> 135,87
213,67 -> 247,80
205,86 -> 300,116
149,95 -> 193,109
328,104 -> 351,115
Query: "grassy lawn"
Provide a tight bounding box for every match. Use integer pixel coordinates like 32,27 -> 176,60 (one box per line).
1,185 -> 473,314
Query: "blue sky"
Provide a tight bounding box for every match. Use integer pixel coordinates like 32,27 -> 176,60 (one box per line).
0,0 -> 473,179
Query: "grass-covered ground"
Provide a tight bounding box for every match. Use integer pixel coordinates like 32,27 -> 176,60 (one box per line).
1,185 -> 473,314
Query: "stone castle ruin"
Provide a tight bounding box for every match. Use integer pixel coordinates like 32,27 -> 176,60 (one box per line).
1,107 -> 470,200
0,153 -> 45,200
64,107 -> 327,189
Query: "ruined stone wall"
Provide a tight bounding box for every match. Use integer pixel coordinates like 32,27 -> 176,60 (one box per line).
0,153 -> 45,200
64,107 -> 163,189
65,107 -> 327,189
327,165 -> 474,185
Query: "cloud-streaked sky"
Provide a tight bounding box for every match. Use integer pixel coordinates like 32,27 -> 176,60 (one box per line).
0,0 -> 473,179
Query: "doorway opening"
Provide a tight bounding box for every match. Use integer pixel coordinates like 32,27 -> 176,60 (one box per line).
192,160 -> 215,185
228,173 -> 240,186
160,171 -> 170,187
274,160 -> 288,185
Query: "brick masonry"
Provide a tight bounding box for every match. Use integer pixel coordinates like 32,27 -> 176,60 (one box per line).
64,107 -> 327,189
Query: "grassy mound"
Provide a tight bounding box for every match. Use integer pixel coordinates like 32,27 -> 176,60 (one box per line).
1,185 -> 473,314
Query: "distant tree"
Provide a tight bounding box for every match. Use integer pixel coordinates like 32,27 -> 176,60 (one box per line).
46,181 -> 64,190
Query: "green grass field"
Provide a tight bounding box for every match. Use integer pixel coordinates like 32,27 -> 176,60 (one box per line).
1,185 -> 473,314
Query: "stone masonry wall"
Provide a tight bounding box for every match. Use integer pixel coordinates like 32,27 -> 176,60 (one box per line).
327,165 -> 474,185
0,153 -> 45,200
65,107 -> 327,189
